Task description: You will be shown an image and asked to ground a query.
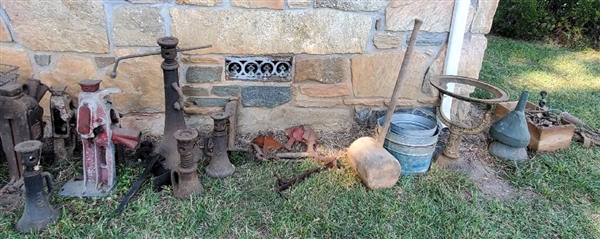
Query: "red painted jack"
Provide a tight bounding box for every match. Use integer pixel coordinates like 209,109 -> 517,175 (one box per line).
60,79 -> 140,197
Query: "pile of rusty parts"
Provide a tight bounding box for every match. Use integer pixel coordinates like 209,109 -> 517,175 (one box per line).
250,125 -> 339,197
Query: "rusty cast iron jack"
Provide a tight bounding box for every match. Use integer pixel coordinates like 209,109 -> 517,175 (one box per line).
204,100 -> 238,178
0,79 -> 47,195
172,128 -> 203,198
14,140 -> 59,233
110,37 -> 211,171
60,80 -> 141,197
49,85 -> 77,162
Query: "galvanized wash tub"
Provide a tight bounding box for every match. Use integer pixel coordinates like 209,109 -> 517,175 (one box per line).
378,115 -> 440,175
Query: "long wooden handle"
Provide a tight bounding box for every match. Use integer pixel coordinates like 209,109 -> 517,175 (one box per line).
378,19 -> 423,147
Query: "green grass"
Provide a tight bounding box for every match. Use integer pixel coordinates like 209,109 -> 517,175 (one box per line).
1,36 -> 599,238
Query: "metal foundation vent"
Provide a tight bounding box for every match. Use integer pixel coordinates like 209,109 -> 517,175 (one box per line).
225,56 -> 293,82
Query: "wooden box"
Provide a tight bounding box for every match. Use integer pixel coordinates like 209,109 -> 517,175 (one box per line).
494,101 -> 575,152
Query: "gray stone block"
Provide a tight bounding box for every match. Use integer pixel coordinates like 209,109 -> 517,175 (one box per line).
182,86 -> 209,96
211,85 -> 240,96
34,55 -> 51,66
241,86 -> 291,108
188,97 -> 229,107
186,66 -> 222,83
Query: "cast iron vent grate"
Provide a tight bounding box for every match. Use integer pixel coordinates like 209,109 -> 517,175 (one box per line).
225,56 -> 293,82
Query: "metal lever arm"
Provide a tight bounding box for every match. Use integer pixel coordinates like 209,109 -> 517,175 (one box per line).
110,44 -> 213,78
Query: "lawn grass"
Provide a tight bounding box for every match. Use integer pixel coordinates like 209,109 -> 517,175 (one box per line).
1,36 -> 599,238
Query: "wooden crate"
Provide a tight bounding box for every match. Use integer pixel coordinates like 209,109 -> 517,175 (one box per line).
494,101 -> 575,152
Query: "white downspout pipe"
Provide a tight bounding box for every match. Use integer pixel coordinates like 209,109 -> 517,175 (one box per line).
441,0 -> 470,123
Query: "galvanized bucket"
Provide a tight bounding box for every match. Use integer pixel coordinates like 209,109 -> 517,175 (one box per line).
377,115 -> 440,175
385,113 -> 437,137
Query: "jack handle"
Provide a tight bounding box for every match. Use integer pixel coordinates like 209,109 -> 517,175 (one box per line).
109,44 -> 213,79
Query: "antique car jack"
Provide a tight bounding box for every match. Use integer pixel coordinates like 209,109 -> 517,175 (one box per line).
0,79 -> 47,194
110,37 -> 211,171
204,100 -> 238,178
60,79 -> 141,197
14,140 -> 59,233
172,128 -> 203,198
49,85 -> 78,162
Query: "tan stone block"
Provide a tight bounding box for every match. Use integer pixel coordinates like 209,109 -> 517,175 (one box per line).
101,48 -> 165,114
183,106 -> 222,115
0,17 -> 12,42
299,84 -> 351,97
294,95 -> 342,108
182,55 -> 224,65
382,99 -> 416,107
458,34 -> 488,78
237,105 -> 353,133
373,32 -> 404,49
0,45 -> 33,82
315,0 -> 382,11
472,0 -> 499,34
38,55 -> 97,116
2,0 -> 108,53
120,113 -> 165,136
294,56 -> 350,84
422,47 -> 445,97
288,0 -> 311,8
232,0 -> 285,9
112,6 -> 165,47
385,0 -> 454,32
351,50 -> 429,99
176,0 -> 223,6
343,98 -> 384,107
128,0 -> 169,3
171,8 -> 372,54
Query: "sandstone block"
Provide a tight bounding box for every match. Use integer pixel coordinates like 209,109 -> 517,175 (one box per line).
351,50 -> 430,99
112,6 -> 165,47
458,34 -> 488,79
241,86 -> 291,107
295,56 -> 349,84
315,0 -> 382,11
186,66 -> 222,83
237,106 -> 352,133
128,0 -> 169,3
211,85 -> 240,97
182,56 -> 224,65
472,0 -> 499,34
171,8 -> 372,54
183,106 -> 223,115
95,57 -> 116,68
182,85 -> 210,96
188,97 -> 230,107
374,32 -> 404,49
0,45 -> 33,82
343,98 -> 384,107
232,0 -> 285,9
294,96 -> 342,108
299,84 -> 351,97
176,0 -> 223,6
101,49 -> 165,113
38,55 -> 97,116
2,0 -> 108,53
385,0 -> 454,32
288,0 -> 311,8
346,137 -> 401,189
0,17 -> 12,42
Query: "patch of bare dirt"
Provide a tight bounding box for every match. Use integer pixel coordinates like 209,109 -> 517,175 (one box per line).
437,105 -> 537,201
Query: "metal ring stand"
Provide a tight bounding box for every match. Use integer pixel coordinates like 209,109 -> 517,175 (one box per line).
429,75 -> 509,173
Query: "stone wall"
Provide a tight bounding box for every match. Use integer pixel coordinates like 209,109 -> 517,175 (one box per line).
0,0 -> 499,135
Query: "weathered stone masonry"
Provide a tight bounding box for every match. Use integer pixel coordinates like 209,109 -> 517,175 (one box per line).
0,0 -> 499,135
